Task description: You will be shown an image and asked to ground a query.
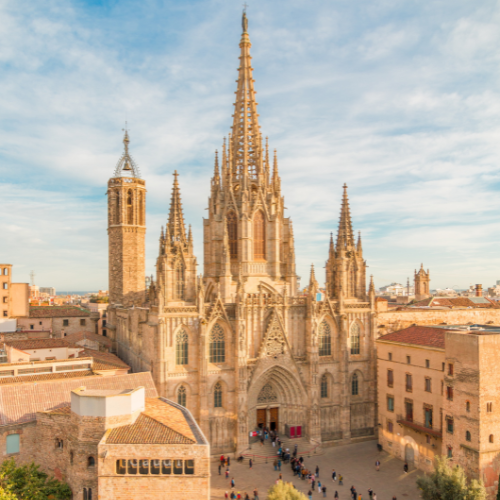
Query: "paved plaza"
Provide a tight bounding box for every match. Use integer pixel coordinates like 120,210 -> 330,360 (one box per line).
211,440 -> 422,499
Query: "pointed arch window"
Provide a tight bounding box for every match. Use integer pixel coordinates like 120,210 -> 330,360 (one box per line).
139,191 -> 144,226
214,382 -> 223,408
115,191 -> 120,224
321,374 -> 328,398
254,211 -> 266,260
209,324 -> 225,363
127,190 -> 133,224
318,321 -> 332,356
177,386 -> 187,407
227,212 -> 238,259
350,323 -> 360,355
175,329 -> 188,365
174,261 -> 185,300
351,373 -> 359,396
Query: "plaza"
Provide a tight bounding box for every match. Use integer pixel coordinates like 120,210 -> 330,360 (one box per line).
211,441 -> 422,499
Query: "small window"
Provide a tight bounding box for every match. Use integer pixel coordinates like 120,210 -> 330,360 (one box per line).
387,396 -> 394,412
426,435 -> 431,444
425,359 -> 430,368
405,374 -> 412,392
3,269 -> 8,276
139,459 -> 149,474
490,434 -> 494,443
127,459 -> 137,474
447,446 -> 452,459
173,460 -> 183,475
30,324 -> 34,330
466,431 -> 471,442
116,459 -> 126,474
466,401 -> 470,412
442,362 -> 445,371
6,434 -> 19,454
162,459 -> 172,475
407,356 -> 411,364
55,438 -> 63,449
102,329 -> 107,337
185,460 -> 195,475
70,451 -> 74,465
2,297 -> 6,303
448,363 -> 454,376
387,369 -> 394,388
405,401 -> 413,422
387,421 -> 393,433
63,319 -> 69,327
88,456 -> 95,468
3,283 -> 8,290
2,311 -> 7,318
424,408 -> 433,429
487,402 -> 493,413
150,460 -> 160,475
446,386 -> 453,401
425,378 -> 432,393
388,352 -> 392,361
80,319 -> 86,326
446,418 -> 453,434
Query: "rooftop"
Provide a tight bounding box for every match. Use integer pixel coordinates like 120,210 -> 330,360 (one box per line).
6,338 -> 73,350
29,306 -> 92,318
410,297 -> 499,309
63,331 -> 112,348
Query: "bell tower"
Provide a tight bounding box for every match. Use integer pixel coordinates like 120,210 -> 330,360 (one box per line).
107,131 -> 146,306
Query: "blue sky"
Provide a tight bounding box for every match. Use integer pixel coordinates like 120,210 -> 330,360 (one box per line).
1,0 -> 500,291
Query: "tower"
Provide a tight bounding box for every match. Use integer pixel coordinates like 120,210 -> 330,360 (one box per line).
325,184 -> 366,300
203,11 -> 297,300
414,264 -> 430,300
155,171 -> 197,305
107,131 -> 146,306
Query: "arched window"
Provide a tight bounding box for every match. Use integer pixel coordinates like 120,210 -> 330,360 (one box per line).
115,191 -> 120,223
350,323 -> 360,355
351,373 -> 359,396
320,374 -> 328,398
87,456 -> 95,468
209,324 -> 225,363
318,321 -> 332,356
254,211 -> 266,260
83,488 -> 92,500
127,190 -> 133,224
214,382 -> 223,408
175,330 -> 188,365
490,434 -> 494,443
227,212 -> 238,259
177,386 -> 187,407
466,401 -> 470,412
466,431 -> 471,441
174,262 -> 185,300
139,191 -> 144,226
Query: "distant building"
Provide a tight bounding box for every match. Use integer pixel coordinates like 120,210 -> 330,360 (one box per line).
39,287 -> 56,296
0,264 -> 29,332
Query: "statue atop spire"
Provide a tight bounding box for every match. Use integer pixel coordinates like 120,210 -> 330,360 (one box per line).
242,10 -> 248,33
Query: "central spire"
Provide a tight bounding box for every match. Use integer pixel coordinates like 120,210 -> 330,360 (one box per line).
230,11 -> 262,185
167,170 -> 187,243
336,184 -> 355,250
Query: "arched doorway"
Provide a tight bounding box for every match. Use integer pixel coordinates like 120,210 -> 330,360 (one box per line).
405,443 -> 415,466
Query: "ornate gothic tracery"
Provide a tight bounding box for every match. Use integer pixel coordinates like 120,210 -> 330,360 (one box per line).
257,384 -> 278,403
318,321 -> 331,356
175,329 -> 188,365
209,324 -> 225,363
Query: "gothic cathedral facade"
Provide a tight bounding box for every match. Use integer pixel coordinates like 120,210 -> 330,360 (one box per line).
107,14 -> 377,454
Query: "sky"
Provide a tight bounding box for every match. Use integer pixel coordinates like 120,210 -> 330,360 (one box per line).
1,0 -> 500,292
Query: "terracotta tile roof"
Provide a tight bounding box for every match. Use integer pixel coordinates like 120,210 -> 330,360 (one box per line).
377,326 -> 446,349
411,297 -> 500,309
5,338 -> 73,350
0,370 -> 95,385
105,398 -> 196,445
64,331 -> 112,348
0,372 -> 157,426
29,306 -> 91,318
44,404 -> 71,415
78,349 -> 129,371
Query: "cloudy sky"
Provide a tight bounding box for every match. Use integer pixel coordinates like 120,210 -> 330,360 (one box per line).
1,0 -> 500,292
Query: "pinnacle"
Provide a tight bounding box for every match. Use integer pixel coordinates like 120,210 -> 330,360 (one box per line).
167,171 -> 187,243
336,184 -> 355,250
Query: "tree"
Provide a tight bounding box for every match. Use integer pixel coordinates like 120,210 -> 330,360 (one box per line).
267,481 -> 309,500
496,474 -> 500,500
417,456 -> 486,500
0,459 -> 72,500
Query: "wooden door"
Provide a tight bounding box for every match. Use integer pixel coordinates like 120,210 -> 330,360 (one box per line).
257,409 -> 266,428
270,407 -> 279,430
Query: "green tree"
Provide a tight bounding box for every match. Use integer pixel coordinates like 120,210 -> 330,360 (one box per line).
267,481 -> 309,500
0,459 -> 71,500
417,456 -> 486,500
496,474 -> 500,500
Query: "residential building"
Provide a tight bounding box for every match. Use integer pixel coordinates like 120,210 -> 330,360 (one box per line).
0,264 -> 29,327
39,287 -> 56,296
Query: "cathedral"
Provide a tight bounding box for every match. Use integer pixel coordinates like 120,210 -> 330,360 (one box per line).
106,13 -> 377,454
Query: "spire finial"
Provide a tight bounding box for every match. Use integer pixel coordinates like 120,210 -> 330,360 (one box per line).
369,275 -> 375,293
167,170 -> 187,243
336,183 -> 355,250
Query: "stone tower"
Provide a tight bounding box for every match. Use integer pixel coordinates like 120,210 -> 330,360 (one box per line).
203,13 -> 297,301
107,131 -> 146,306
154,171 -> 198,305
325,184 -> 366,300
414,264 -> 430,300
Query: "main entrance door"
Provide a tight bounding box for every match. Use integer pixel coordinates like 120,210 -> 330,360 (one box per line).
405,443 -> 415,467
257,409 -> 266,429
270,408 -> 279,431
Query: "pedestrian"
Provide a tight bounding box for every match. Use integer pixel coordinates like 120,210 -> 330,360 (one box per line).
245,494 -> 250,500
221,454 -> 225,466
392,497 -> 397,500
316,465 -> 319,477
225,492 -> 228,500
253,489 -> 259,500
279,474 -> 283,481
368,488 -> 373,499
260,437 -> 264,446
332,469 -> 336,481
358,494 -> 362,500
274,459 -> 278,471
373,494 -> 377,500
219,464 -> 222,475
318,480 -> 322,493
237,492 -> 241,500
225,468 -> 230,478
312,479 -> 315,491
339,474 -> 343,486
228,456 -> 231,466
231,477 -> 235,489
249,458 -> 253,469
334,492 -> 339,499
230,492 -> 235,500
278,459 -> 282,471
272,438 -> 276,448
322,486 -> 327,498
404,462 -> 408,474
375,460 -> 380,471
307,491 -> 312,500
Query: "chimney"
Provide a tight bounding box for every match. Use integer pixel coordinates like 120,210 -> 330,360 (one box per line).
475,284 -> 483,297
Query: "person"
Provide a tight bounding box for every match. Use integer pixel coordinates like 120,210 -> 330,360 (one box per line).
231,477 -> 235,488
221,455 -> 225,466
373,494 -> 377,500
245,494 -> 250,500
332,469 -> 337,481
312,478 -> 315,491
230,492 -> 235,500
274,459 -> 278,471
279,473 -> 283,481
249,458 -> 253,469
225,468 -> 230,478
225,492 -> 228,500
253,489 -> 259,500
237,493 -> 241,500
316,465 -> 319,477
307,491 -> 312,500
339,474 -> 343,486
322,486 -> 327,498
368,488 -> 373,499
358,494 -> 362,500
278,459 -> 282,471
260,436 -> 264,446
272,437 -> 276,448
219,464 -> 222,475
334,492 -> 339,499
404,462 -> 408,473
299,456 -> 304,464
318,480 -> 322,493
392,497 -> 397,500
350,486 -> 356,500
375,460 -> 380,471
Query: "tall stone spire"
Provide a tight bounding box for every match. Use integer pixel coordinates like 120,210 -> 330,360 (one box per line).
230,11 -> 262,184
336,184 -> 355,249
167,171 -> 187,244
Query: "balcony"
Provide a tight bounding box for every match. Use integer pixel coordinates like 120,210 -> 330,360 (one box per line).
396,414 -> 442,438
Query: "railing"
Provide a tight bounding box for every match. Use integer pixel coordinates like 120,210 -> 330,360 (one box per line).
396,414 -> 442,438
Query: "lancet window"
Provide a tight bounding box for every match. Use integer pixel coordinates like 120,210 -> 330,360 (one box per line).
177,386 -> 187,407
351,373 -> 359,396
175,329 -> 188,365
318,321 -> 332,356
127,190 -> 133,224
320,374 -> 328,398
214,382 -> 223,408
115,192 -> 120,223
227,212 -> 238,259
209,324 -> 225,363
139,191 -> 144,226
350,323 -> 360,355
254,211 -> 266,260
174,262 -> 185,300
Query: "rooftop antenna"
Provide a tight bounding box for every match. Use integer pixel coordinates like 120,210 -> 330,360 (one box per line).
30,270 -> 35,287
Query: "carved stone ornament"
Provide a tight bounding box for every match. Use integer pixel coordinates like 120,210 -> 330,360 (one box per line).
262,314 -> 285,357
257,383 -> 278,403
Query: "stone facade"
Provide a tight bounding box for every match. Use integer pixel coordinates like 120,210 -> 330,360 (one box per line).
414,264 -> 430,301
107,14 -> 377,455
